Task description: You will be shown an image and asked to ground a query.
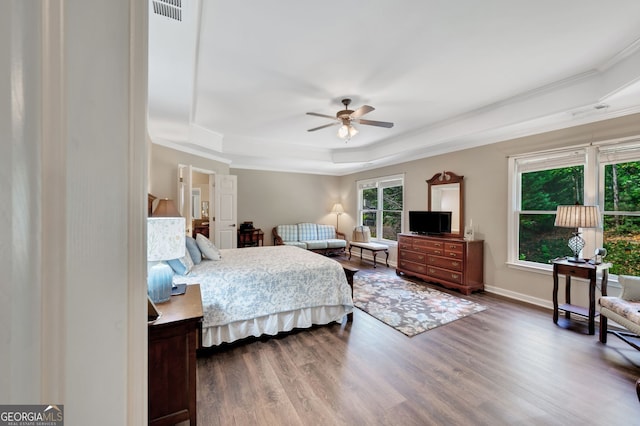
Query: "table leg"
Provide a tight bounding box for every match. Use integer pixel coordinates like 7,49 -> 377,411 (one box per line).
564,275 -> 571,320
588,274 -> 596,335
384,250 -> 389,267
372,252 -> 377,268
553,266 -> 559,325
348,245 -> 352,260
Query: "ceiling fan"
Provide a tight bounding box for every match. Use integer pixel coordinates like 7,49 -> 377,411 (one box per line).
306,99 -> 394,142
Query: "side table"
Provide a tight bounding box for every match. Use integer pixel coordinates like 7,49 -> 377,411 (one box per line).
148,284 -> 203,426
238,229 -> 264,248
552,259 -> 611,335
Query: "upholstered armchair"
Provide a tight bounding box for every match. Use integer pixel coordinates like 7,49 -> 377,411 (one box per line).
599,275 -> 640,400
599,275 -> 640,346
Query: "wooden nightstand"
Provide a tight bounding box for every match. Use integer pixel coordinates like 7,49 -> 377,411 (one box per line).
148,284 -> 203,425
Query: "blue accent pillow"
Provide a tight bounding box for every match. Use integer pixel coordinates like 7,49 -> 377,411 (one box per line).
185,236 -> 202,264
167,249 -> 194,275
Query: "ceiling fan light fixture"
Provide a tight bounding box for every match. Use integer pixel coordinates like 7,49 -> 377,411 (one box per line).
337,124 -> 350,139
337,123 -> 358,142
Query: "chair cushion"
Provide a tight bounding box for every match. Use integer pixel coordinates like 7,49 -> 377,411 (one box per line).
283,241 -> 306,249
317,224 -> 336,240
298,223 -> 318,241
326,238 -> 347,249
600,296 -> 640,325
303,240 -> 328,250
276,224 -> 298,242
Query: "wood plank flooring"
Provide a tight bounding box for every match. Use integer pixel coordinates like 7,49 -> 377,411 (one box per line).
196,257 -> 640,425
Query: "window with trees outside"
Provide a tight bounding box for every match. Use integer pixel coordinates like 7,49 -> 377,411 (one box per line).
509,141 -> 640,277
357,174 -> 404,242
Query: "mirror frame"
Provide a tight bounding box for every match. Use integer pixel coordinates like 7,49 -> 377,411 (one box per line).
427,171 -> 464,238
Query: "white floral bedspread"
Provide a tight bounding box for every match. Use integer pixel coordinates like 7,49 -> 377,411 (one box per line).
173,245 -> 353,328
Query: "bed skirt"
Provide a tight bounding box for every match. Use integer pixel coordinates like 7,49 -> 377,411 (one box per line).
201,305 -> 351,347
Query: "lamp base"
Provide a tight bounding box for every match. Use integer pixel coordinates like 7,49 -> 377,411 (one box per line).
148,262 -> 173,303
567,257 -> 586,263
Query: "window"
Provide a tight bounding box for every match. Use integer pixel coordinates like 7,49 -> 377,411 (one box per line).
601,153 -> 640,275
509,141 -> 640,276
357,174 -> 404,242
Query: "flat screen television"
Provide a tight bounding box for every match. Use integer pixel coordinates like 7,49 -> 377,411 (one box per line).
409,211 -> 452,235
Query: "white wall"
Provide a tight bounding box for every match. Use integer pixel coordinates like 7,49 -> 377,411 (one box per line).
1,1 -> 148,424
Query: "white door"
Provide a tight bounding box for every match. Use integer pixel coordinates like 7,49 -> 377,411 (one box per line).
177,164 -> 193,235
214,174 -> 237,249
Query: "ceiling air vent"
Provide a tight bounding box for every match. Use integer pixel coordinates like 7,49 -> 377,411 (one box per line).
152,0 -> 182,22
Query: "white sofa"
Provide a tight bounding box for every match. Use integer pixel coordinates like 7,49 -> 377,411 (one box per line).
272,223 -> 346,255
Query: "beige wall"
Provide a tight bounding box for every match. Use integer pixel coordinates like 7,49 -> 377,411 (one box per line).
231,169 -> 341,244
342,113 -> 640,308
153,114 -> 640,309
150,143 -> 230,202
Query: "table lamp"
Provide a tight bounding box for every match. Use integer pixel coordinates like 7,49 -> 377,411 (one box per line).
554,204 -> 600,263
147,216 -> 185,303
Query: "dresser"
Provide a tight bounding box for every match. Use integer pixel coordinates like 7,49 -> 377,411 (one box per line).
148,284 -> 203,426
397,233 -> 484,295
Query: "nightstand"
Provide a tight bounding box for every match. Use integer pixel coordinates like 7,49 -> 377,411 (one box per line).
148,284 -> 203,425
552,260 -> 611,335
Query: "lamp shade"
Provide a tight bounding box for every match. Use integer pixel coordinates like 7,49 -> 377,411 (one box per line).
152,198 -> 181,217
332,203 -> 344,215
147,217 -> 186,261
554,205 -> 601,229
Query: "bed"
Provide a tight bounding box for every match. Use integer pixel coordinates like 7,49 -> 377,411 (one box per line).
173,245 -> 354,347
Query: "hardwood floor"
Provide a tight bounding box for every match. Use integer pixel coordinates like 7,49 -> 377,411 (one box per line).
196,256 -> 640,425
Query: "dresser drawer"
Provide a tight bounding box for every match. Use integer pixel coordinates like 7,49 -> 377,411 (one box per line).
411,238 -> 430,250
399,260 -> 427,275
398,241 -> 413,251
427,265 -> 464,284
400,250 -> 427,264
427,255 -> 463,272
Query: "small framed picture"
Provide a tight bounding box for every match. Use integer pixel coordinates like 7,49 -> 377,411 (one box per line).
464,226 -> 474,241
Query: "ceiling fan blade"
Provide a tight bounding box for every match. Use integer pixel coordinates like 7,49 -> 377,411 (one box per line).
307,122 -> 339,132
350,105 -> 375,119
357,118 -> 394,128
306,112 -> 338,120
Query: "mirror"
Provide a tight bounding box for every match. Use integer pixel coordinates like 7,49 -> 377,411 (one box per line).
427,171 -> 464,237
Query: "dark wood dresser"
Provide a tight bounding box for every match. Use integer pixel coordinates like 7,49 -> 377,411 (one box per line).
396,233 -> 484,295
148,284 -> 203,425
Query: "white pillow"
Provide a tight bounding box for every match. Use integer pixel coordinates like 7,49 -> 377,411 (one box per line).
619,275 -> 640,301
196,233 -> 222,260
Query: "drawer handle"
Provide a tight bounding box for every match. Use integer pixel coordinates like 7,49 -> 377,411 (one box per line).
451,261 -> 460,267
449,253 -> 457,257
434,250 -> 442,255
451,274 -> 460,279
419,255 -> 424,260
428,268 -> 435,273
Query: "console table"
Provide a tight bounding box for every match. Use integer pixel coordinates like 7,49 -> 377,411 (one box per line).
552,259 -> 611,335
148,284 -> 203,426
396,233 -> 484,295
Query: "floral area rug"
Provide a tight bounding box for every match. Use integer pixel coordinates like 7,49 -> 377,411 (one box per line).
353,272 -> 487,337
